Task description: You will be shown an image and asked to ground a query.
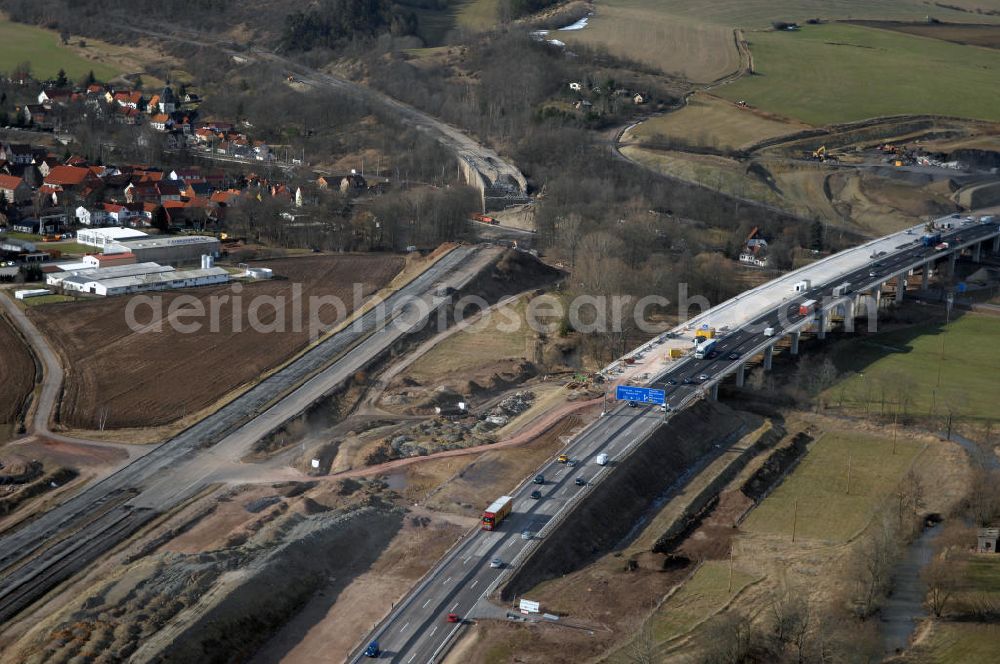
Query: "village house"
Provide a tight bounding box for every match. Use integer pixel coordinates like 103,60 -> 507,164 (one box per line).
0,174 -> 32,205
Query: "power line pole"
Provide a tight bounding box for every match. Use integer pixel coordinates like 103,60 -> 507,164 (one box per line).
791,499 -> 798,543
846,455 -> 853,496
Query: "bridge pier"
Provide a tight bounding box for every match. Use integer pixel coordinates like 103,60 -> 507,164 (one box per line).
817,311 -> 827,340
844,299 -> 855,333
895,276 -> 905,303
973,242 -> 982,263
922,263 -> 930,290
736,363 -> 746,387
790,331 -> 800,355
947,252 -> 957,278
710,383 -> 719,401
763,345 -> 773,370
993,235 -> 1000,254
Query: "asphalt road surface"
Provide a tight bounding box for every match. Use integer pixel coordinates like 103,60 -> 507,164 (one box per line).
0,245 -> 490,623
352,221 -> 1000,663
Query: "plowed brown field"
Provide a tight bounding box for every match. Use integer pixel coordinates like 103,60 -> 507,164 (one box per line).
28,255 -> 404,430
0,312 -> 35,441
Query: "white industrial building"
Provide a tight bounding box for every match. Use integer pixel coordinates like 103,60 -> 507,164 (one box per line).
60,266 -> 229,296
78,227 -> 148,248
113,235 -> 220,264
49,262 -> 174,288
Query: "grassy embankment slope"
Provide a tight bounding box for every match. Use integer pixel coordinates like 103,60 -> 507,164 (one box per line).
0,18 -> 118,81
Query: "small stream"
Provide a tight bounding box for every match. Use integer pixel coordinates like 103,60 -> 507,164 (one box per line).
879,520 -> 942,655
879,430 -> 997,655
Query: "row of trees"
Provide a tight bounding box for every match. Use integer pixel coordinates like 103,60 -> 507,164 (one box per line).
281,0 -> 418,52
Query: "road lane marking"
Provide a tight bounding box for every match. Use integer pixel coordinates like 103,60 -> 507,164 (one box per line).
401,621 -> 409,633
470,580 -> 478,589
451,602 -> 460,611
406,654 -> 416,663
430,626 -> 438,637
443,576 -> 452,585
422,598 -> 431,608
505,539 -> 515,548
463,556 -> 471,565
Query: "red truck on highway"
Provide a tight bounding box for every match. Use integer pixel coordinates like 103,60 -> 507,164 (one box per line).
481,496 -> 513,531
798,299 -> 818,316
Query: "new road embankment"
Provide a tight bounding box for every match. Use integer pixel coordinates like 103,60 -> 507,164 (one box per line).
500,400 -> 748,599
0,245 -> 491,624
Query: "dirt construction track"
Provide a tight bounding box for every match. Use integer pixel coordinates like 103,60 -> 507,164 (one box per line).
27,255 -> 404,429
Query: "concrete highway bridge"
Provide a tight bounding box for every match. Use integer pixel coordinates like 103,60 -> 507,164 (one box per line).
351,214 -> 1000,663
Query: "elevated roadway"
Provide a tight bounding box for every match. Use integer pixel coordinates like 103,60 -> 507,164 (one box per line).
350,216 -> 1000,663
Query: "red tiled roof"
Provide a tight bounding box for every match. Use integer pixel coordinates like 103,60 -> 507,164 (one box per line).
0,174 -> 25,190
45,165 -> 91,186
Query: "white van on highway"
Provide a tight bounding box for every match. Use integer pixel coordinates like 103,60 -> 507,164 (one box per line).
764,327 -> 776,337
596,453 -> 609,466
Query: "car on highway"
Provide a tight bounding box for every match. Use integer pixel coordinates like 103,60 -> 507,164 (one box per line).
682,376 -> 694,385
530,490 -> 542,500
574,477 -> 587,486
534,474 -> 545,484
566,458 -> 577,467
869,270 -> 878,277
698,374 -> 710,382
447,612 -> 461,623
364,641 -> 381,657
490,557 -> 504,568
666,378 -> 677,386
521,530 -> 533,540
557,454 -> 569,463
727,351 -> 741,360
627,400 -> 638,408
707,350 -> 719,359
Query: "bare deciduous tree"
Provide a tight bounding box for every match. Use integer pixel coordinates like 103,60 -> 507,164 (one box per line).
922,556 -> 959,617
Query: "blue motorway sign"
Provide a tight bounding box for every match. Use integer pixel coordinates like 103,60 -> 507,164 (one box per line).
616,385 -> 666,405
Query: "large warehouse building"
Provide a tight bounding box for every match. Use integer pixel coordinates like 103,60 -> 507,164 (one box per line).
112,235 -> 220,265
47,262 -> 173,288
78,227 -> 148,248
60,266 -> 229,296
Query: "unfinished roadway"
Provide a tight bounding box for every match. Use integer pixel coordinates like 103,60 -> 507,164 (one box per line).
0,245 -> 498,624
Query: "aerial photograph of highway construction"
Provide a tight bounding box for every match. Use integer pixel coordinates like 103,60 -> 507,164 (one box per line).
2,1 -> 1000,663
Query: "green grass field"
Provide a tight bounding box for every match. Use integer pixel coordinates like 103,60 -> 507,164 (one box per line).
824,315 -> 1000,422
718,24 -> 1000,124
0,19 -> 118,81
916,622 -> 1000,664
742,431 -> 923,542
648,562 -> 757,643
619,0 -> 1000,28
